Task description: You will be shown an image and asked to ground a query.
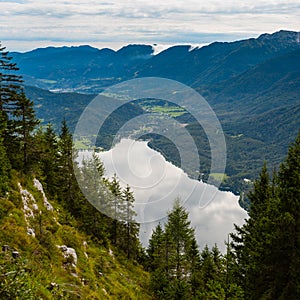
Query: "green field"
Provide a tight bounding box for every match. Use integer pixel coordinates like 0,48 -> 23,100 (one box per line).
141,103 -> 186,117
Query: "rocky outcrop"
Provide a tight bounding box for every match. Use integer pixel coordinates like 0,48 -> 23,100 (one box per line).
57,245 -> 78,268
18,180 -> 58,239
18,183 -> 37,238
33,178 -> 54,211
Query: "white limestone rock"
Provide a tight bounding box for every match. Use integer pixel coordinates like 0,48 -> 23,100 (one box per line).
57,245 -> 78,267
33,178 -> 54,211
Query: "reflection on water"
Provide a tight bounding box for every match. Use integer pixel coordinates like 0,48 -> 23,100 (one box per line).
80,139 -> 248,252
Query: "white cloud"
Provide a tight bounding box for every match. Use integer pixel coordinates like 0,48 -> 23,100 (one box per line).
0,0 -> 299,51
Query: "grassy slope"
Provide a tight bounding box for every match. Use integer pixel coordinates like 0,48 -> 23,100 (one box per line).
0,172 -> 151,299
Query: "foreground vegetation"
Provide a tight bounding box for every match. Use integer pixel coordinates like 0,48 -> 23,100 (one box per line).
0,173 -> 151,299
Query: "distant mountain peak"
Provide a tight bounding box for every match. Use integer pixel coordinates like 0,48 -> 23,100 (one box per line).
258,30 -> 300,43
116,44 -> 154,59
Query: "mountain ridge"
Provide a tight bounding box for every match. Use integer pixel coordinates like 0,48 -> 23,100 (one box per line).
11,30 -> 300,93
9,29 -> 300,193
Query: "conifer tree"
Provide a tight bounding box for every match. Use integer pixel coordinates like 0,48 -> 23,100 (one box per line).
57,120 -> 78,212
188,237 -> 201,298
0,110 -> 10,194
122,184 -> 139,258
79,153 -> 112,241
9,92 -> 39,171
147,223 -> 170,299
147,200 -> 199,299
0,42 -> 22,115
108,174 -> 124,245
165,199 -> 195,281
230,132 -> 300,299
147,223 -> 165,271
199,245 -> 215,289
223,241 -> 244,299
80,153 -> 107,206
231,163 -> 276,298
39,123 -> 60,194
0,42 -> 25,171
273,130 -> 300,299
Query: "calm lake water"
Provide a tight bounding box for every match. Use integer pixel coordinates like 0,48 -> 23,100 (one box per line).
80,139 -> 248,252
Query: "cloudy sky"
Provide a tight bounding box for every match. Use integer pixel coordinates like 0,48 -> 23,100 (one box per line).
0,0 -> 299,52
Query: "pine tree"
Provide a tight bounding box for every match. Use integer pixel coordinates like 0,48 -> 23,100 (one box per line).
122,184 -> 139,258
108,174 -> 124,245
230,163 -> 277,298
80,152 -> 108,211
230,132 -> 300,299
9,92 -> 39,171
273,130 -> 300,299
0,110 -> 10,194
0,43 -> 23,156
77,153 -> 140,248
188,237 -> 201,298
223,241 -> 244,299
165,199 -> 195,281
147,200 -> 199,299
0,42 -> 22,115
79,152 -> 112,241
0,42 -> 23,172
39,124 -> 59,195
199,245 -> 215,288
147,223 -> 170,299
147,223 -> 165,271
57,120 -> 78,212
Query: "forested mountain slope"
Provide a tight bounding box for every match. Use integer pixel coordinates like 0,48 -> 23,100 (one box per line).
11,30 -> 300,192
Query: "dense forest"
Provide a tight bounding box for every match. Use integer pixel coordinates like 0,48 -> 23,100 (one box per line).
1,42 -> 300,299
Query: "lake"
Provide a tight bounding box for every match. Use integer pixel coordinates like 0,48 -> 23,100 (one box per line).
80,138 -> 248,252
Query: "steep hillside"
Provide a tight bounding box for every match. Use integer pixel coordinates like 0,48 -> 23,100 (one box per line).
210,48 -> 300,115
0,173 -> 151,299
24,86 -> 95,131
208,49 -> 300,189
24,85 -> 144,137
